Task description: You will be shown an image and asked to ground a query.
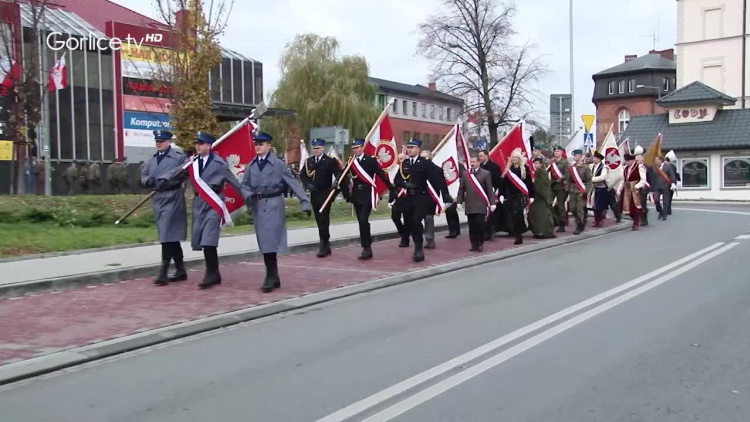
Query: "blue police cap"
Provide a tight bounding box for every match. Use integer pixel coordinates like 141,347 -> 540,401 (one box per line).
352,139 -> 366,147
254,132 -> 273,143
153,130 -> 173,141
572,149 -> 583,155
195,131 -> 216,144
407,139 -> 422,147
312,139 -> 326,147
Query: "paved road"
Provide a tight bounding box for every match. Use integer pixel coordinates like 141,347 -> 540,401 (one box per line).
1,206 -> 749,421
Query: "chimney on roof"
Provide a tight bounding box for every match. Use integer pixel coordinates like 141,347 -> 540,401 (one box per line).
649,48 -> 675,61
428,82 -> 437,91
624,55 -> 637,63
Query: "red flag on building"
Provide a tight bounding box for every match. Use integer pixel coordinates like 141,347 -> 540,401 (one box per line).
47,53 -> 68,92
0,57 -> 21,95
211,119 -> 257,214
489,122 -> 535,181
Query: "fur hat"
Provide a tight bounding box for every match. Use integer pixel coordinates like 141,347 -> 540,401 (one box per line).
633,145 -> 644,155
665,150 -> 677,161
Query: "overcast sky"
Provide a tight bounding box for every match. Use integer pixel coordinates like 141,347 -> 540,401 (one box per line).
115,0 -> 676,130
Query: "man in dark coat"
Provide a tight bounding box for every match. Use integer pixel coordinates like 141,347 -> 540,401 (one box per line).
529,157 -> 556,238
652,155 -> 677,221
420,149 -> 447,249
395,139 -> 452,262
478,149 -> 505,239
443,162 -> 465,239
190,132 -> 247,289
344,138 -> 395,260
242,132 -> 311,292
301,139 -> 342,257
389,152 -> 411,247
456,154 -> 496,252
140,130 -> 189,286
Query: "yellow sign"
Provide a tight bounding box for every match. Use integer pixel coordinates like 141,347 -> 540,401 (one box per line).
121,43 -> 172,65
0,140 -> 13,161
581,115 -> 596,133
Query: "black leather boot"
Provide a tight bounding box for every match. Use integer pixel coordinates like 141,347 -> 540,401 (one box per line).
413,244 -> 425,262
358,246 -> 373,260
398,237 -> 410,247
199,247 -> 220,289
169,252 -> 188,282
154,260 -> 170,286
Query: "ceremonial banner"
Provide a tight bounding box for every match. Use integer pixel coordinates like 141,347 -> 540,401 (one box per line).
364,114 -> 398,207
489,122 -> 535,180
643,133 -> 663,167
211,120 -> 257,214
189,159 -> 233,227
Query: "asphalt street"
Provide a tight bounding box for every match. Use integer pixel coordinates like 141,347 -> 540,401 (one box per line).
1,205 -> 749,422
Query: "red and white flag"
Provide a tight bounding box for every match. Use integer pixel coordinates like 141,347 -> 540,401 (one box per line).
211,119 -> 257,215
364,114 -> 398,208
0,57 -> 21,93
47,53 -> 68,92
431,123 -> 469,212
189,158 -> 234,226
489,122 -> 535,181
489,121 -> 535,185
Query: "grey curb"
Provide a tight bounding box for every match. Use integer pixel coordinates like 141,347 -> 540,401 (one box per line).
0,223 -> 463,299
0,222 -> 628,386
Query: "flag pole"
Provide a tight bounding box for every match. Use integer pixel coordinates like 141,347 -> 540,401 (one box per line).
317,100 -> 394,213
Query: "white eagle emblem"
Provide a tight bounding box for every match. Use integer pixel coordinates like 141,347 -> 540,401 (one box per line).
227,154 -> 246,180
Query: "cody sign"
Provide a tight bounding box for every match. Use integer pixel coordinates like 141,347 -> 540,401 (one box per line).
47,32 -> 164,51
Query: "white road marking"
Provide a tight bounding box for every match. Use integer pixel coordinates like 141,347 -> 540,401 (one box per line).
364,242 -> 740,422
316,242 -> 726,422
734,235 -> 750,240
675,207 -> 750,216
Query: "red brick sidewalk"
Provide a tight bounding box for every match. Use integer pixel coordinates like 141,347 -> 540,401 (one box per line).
0,222 -> 615,366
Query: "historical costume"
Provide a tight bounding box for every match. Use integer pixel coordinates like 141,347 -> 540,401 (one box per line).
620,153 -> 648,230
590,151 -> 610,228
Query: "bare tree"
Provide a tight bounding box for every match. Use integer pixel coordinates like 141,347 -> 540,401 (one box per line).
418,0 -> 547,147
0,0 -> 50,194
150,0 -> 234,151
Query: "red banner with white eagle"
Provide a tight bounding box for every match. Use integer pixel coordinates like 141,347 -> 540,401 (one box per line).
364,114 -> 398,207
210,119 -> 257,214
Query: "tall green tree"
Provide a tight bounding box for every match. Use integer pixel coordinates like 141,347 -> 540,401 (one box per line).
265,34 -> 379,152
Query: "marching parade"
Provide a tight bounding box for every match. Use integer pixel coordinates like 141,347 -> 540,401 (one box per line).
139,102 -> 680,294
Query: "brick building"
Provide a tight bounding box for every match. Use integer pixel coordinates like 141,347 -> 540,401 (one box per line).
591,49 -> 676,143
369,77 -> 463,151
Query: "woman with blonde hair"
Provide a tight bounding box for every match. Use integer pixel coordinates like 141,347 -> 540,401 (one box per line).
500,148 -> 534,245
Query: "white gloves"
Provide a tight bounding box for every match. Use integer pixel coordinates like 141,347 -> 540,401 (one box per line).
387,201 -> 394,209
677,181 -> 683,189
490,205 -> 497,212
443,203 -> 452,210
670,183 -> 676,191
457,203 -> 464,211
529,198 -> 535,205
499,195 -> 505,204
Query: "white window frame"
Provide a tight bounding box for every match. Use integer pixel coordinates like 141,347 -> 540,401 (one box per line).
663,77 -> 670,92
608,81 -> 615,95
412,101 -> 417,116
721,155 -> 750,189
392,98 -> 398,114
679,157 -> 711,190
618,80 -> 625,94
618,109 -> 630,133
628,79 -> 635,93
402,100 -> 408,116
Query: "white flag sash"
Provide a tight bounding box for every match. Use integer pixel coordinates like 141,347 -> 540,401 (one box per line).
352,157 -> 378,208
570,164 -> 586,193
506,169 -> 530,198
549,162 -> 563,180
468,172 -> 491,215
190,158 -> 233,227
426,181 -> 444,214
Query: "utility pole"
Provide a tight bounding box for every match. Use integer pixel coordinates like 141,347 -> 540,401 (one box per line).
569,0 -> 575,137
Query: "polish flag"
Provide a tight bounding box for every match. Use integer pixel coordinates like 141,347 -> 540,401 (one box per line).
0,57 -> 21,94
564,129 -> 584,160
210,119 -> 257,214
299,139 -> 309,171
47,53 -> 68,92
364,114 -> 398,206
432,123 -> 469,204
489,121 -> 535,180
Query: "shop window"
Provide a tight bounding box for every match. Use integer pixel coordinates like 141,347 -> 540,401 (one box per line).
680,158 -> 710,188
722,157 -> 750,188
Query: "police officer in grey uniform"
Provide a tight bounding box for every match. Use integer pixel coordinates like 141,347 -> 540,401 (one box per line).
241,131 -> 311,293
191,131 -> 246,290
140,130 -> 189,286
